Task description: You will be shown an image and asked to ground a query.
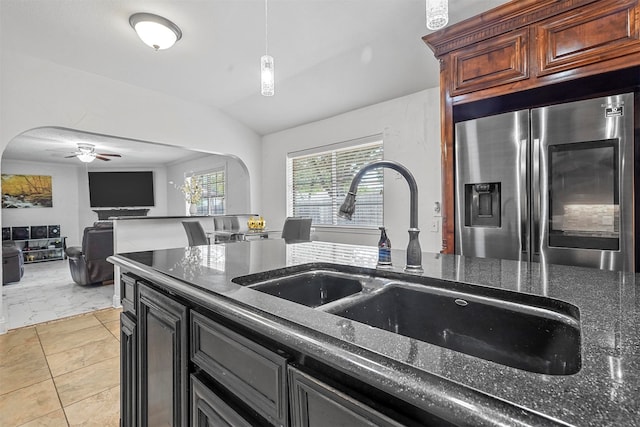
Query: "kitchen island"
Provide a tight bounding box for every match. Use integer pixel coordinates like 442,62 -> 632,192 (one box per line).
109,239 -> 640,426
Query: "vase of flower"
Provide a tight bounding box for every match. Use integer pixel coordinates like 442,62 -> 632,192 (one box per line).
181,176 -> 202,216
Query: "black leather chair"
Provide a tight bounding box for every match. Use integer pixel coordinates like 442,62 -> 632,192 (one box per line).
282,217 -> 312,243
65,223 -> 114,286
182,221 -> 209,246
2,242 -> 24,284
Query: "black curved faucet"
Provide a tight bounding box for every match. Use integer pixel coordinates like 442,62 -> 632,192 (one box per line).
338,160 -> 423,274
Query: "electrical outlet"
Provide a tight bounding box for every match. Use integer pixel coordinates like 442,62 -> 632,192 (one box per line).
433,201 -> 442,217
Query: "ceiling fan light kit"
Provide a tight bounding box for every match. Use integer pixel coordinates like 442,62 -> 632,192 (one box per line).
66,143 -> 122,163
129,12 -> 182,51
77,153 -> 96,163
76,144 -> 96,163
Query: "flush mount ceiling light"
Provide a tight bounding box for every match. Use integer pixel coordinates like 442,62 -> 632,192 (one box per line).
426,0 -> 449,30
129,12 -> 182,51
261,0 -> 275,96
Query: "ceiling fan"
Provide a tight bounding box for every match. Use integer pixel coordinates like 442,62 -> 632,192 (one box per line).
65,143 -> 122,163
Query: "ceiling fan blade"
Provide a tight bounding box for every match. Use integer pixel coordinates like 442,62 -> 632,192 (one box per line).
97,153 -> 121,157
64,155 -> 78,158
95,155 -> 112,161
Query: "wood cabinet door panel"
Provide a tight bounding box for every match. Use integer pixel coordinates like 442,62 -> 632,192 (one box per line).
138,283 -> 188,427
120,312 -> 136,427
536,1 -> 640,75
450,28 -> 529,96
191,374 -> 254,427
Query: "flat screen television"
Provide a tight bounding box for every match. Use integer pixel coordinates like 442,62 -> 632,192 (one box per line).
89,171 -> 155,207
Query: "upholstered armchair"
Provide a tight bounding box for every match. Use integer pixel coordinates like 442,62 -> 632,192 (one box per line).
2,241 -> 24,284
65,223 -> 114,286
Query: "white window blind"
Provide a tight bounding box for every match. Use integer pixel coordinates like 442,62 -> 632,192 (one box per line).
192,169 -> 225,215
287,140 -> 383,227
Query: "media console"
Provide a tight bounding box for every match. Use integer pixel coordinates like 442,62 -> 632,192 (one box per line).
93,209 -> 150,220
14,236 -> 67,263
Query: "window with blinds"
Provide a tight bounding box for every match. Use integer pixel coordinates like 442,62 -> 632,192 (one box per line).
287,139 -> 383,227
192,169 -> 225,215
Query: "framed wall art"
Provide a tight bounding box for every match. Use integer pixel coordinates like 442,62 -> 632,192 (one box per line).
1,174 -> 53,208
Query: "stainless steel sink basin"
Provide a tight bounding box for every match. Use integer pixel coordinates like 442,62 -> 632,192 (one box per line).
328,284 -> 581,375
233,269 -> 364,308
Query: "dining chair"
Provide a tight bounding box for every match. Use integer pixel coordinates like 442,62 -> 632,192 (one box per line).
281,217 -> 312,243
182,221 -> 209,246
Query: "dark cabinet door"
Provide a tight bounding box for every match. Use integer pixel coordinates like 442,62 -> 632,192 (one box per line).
120,312 -> 136,427
138,283 -> 188,427
191,311 -> 289,427
288,367 -> 404,427
191,374 -> 254,427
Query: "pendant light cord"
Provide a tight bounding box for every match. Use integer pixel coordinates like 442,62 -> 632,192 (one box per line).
264,0 -> 269,55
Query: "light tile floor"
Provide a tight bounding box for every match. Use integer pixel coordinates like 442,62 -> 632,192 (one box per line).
2,259 -> 114,330
0,307 -> 122,426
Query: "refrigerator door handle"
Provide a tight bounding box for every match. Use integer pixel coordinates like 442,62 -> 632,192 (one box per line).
532,138 -> 541,255
519,138 -> 528,255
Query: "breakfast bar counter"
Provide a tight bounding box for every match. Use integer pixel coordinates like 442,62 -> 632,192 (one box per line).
109,239 -> 640,426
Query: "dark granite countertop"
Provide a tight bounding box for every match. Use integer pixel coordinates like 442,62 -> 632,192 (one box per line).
109,239 -> 640,426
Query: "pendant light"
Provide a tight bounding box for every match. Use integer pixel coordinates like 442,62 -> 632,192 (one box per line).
130,13 -> 182,51
261,0 -> 275,96
426,0 -> 448,30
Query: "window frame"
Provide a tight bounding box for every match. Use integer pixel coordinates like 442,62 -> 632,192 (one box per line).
287,135 -> 384,229
187,167 -> 226,216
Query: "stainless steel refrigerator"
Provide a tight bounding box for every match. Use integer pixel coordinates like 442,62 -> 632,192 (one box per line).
455,92 -> 634,272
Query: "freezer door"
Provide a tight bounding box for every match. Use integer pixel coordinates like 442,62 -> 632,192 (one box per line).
455,111 -> 529,261
531,93 -> 634,272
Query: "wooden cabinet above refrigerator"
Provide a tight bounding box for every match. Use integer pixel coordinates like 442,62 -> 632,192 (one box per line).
423,0 -> 640,255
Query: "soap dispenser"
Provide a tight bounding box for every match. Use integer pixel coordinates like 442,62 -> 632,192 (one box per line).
377,227 -> 392,267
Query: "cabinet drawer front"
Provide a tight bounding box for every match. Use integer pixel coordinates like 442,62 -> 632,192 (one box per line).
191,311 -> 289,427
450,28 -> 529,96
121,274 -> 137,315
191,374 -> 254,427
536,1 -> 640,75
288,367 -> 404,427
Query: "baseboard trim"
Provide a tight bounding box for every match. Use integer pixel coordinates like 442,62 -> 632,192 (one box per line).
112,294 -> 122,309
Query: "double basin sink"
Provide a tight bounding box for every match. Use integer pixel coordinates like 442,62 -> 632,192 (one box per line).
232,264 -> 581,375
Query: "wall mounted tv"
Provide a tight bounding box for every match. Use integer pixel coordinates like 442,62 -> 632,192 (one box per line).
88,171 -> 155,208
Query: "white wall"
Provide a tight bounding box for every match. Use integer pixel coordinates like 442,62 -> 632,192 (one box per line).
0,51 -> 262,211
166,154 -> 251,216
1,161 -> 174,247
261,87 -> 442,253
0,160 -> 83,247
0,50 -> 262,333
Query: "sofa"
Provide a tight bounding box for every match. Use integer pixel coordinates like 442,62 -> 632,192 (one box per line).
65,222 -> 114,286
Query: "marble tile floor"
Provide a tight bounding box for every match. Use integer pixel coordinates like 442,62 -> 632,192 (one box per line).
0,307 -> 122,426
2,259 -> 114,330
